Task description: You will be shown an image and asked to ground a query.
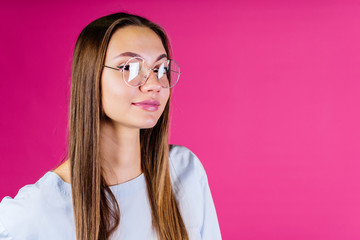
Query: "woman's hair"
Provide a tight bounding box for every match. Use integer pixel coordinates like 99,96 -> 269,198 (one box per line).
68,12 -> 188,240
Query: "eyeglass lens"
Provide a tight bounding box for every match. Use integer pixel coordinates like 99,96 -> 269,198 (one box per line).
123,58 -> 180,88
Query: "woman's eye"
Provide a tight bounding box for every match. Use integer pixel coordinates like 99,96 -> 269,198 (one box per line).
155,66 -> 168,73
118,65 -> 130,71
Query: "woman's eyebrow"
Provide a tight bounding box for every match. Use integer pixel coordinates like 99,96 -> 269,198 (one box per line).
112,52 -> 168,62
156,53 -> 167,62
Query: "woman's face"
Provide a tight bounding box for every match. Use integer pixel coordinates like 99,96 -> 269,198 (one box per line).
101,26 -> 170,129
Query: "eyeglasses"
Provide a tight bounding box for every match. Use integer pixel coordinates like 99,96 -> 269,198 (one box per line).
103,57 -> 181,88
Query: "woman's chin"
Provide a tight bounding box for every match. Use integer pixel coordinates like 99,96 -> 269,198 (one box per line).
139,119 -> 158,129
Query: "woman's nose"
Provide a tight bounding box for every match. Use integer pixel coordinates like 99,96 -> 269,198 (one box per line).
140,70 -> 162,92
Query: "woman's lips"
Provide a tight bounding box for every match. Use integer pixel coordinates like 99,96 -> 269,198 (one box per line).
133,103 -> 159,112
132,100 -> 160,112
133,99 -> 160,105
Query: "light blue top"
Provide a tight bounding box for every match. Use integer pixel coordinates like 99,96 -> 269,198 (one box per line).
0,145 -> 222,240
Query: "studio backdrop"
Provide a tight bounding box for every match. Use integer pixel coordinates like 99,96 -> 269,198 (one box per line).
1,1 -> 360,239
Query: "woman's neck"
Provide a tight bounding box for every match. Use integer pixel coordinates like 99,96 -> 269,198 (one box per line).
100,120 -> 142,186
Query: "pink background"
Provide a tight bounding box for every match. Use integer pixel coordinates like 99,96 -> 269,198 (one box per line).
1,1 -> 360,239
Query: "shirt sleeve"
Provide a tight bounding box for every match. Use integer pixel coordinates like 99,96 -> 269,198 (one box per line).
0,218 -> 12,240
198,166 -> 222,240
168,144 -> 223,239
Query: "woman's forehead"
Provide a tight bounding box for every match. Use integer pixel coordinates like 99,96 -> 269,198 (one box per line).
106,26 -> 166,62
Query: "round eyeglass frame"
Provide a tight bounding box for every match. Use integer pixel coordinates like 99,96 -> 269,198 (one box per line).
103,57 -> 181,88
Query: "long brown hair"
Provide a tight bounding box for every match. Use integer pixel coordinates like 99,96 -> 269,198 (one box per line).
68,12 -> 188,240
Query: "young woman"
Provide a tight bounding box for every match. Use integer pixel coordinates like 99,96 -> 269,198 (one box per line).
0,12 -> 221,240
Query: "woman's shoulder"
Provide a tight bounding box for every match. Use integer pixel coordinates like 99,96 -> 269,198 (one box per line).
169,144 -> 207,178
0,172 -> 51,209
0,173 -> 48,237
168,144 -> 209,195
0,171 -> 72,239
168,144 -> 220,238
0,171 -> 71,211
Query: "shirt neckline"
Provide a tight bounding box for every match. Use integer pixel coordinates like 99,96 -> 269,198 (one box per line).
46,171 -> 146,198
